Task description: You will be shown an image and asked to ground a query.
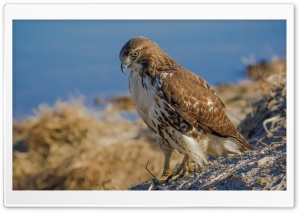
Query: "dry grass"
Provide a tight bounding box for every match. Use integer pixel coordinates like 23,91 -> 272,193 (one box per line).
13,99 -> 182,190
238,59 -> 286,144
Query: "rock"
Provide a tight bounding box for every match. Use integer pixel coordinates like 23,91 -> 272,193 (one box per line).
257,156 -> 275,167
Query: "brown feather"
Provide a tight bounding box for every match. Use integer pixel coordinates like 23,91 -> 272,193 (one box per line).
119,37 -> 253,151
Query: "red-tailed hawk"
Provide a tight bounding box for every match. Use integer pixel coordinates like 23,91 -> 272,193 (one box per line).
119,37 -> 253,183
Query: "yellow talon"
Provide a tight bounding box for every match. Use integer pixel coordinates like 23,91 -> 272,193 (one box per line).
147,155 -> 195,185
157,173 -> 173,183
149,138 -> 197,185
171,155 -> 195,180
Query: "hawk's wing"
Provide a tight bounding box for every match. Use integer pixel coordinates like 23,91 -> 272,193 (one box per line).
159,69 -> 253,150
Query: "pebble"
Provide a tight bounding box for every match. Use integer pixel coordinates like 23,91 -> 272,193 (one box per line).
259,150 -> 265,156
208,175 -> 216,180
257,178 -> 267,185
185,182 -> 192,189
257,156 -> 275,166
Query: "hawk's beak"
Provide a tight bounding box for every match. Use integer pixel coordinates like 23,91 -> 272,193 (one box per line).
121,63 -> 128,74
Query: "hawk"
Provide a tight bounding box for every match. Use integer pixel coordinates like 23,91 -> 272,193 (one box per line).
119,37 -> 253,182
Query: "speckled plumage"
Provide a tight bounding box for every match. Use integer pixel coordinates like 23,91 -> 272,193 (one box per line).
119,37 -> 253,181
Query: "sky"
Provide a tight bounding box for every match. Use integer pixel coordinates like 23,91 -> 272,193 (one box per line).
13,20 -> 286,119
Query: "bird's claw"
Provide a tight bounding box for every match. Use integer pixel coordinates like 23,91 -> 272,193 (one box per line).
171,162 -> 195,180
150,162 -> 196,184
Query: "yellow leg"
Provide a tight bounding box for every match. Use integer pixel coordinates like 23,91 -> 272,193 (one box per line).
158,153 -> 195,183
171,154 -> 195,180
152,136 -> 195,184
156,136 -> 173,183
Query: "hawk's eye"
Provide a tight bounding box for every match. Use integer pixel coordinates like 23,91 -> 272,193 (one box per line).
131,51 -> 139,57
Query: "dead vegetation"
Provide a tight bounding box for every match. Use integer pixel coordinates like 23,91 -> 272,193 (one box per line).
13,59 -> 287,190
13,100 -> 181,190
239,59 -> 286,144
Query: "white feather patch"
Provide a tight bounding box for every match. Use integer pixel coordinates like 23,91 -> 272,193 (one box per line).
160,129 -> 208,166
161,73 -> 173,79
181,135 -> 208,166
207,133 -> 240,154
207,98 -> 213,106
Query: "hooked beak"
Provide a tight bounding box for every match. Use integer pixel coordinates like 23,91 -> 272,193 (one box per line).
121,63 -> 128,74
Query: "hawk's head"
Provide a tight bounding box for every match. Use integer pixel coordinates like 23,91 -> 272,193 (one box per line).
119,36 -> 155,74
119,36 -> 177,74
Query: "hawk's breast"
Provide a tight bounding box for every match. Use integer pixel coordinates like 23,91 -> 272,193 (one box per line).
129,70 -> 212,165
128,70 -> 163,132
128,70 -> 199,157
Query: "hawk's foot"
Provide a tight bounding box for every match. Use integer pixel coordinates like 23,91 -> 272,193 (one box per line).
157,173 -> 173,184
172,162 -> 196,180
146,172 -> 172,184
147,162 -> 195,185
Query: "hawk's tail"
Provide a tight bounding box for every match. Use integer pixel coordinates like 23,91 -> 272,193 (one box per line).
228,133 -> 254,151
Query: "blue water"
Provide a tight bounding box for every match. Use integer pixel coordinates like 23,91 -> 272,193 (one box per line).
13,20 -> 286,119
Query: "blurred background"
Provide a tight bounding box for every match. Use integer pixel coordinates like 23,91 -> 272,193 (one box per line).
13,20 -> 286,119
